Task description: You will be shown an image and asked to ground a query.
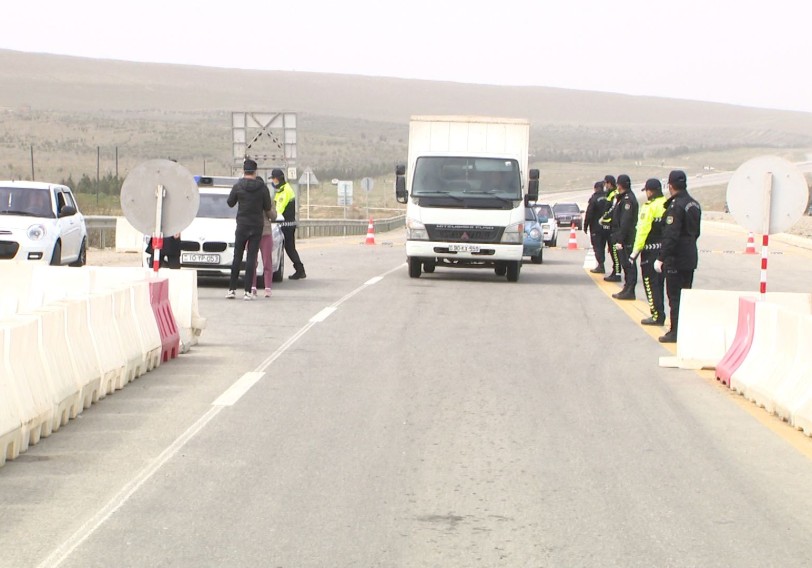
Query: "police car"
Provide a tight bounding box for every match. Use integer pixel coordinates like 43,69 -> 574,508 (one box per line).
142,176 -> 284,283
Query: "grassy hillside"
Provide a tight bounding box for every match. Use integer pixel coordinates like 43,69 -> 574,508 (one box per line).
1,48 -> 811,214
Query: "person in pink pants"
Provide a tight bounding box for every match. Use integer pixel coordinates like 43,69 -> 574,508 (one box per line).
251,205 -> 276,297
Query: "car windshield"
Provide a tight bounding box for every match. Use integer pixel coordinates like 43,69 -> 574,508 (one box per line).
197,193 -> 237,219
554,203 -> 579,213
533,205 -> 552,221
524,207 -> 537,222
412,157 -> 522,200
0,187 -> 54,218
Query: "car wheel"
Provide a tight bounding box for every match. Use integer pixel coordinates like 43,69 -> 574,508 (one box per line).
531,252 -> 543,264
272,260 -> 284,283
408,257 -> 422,278
494,262 -> 507,276
506,260 -> 521,282
50,241 -> 62,266
69,238 -> 87,267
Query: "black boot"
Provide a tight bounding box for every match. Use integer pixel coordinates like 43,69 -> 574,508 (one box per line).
603,273 -> 621,282
590,265 -> 605,274
658,329 -> 677,343
641,316 -> 665,326
289,263 -> 306,280
612,286 -> 635,300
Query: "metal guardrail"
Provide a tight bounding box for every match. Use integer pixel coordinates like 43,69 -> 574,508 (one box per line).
85,215 -> 406,249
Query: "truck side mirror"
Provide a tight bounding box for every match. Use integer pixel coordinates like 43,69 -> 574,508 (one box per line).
526,168 -> 540,203
395,164 -> 408,204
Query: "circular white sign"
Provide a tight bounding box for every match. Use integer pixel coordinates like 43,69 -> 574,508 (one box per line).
361,177 -> 375,192
726,155 -> 808,234
120,160 -> 200,236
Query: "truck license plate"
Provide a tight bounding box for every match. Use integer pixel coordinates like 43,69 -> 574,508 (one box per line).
182,253 -> 220,264
448,244 -> 480,253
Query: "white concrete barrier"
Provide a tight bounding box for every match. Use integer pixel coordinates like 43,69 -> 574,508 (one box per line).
773,315 -> 812,424
746,308 -> 802,414
87,291 -> 126,396
30,306 -> 83,431
109,286 -> 145,384
0,326 -> 24,467
661,290 -> 812,370
115,216 -> 145,253
1,316 -> 54,449
57,298 -> 103,409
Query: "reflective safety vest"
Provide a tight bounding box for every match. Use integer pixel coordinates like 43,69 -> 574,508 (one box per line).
599,189 -> 617,227
632,195 -> 667,255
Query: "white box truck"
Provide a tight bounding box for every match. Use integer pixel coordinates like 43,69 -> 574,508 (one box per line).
395,115 -> 539,281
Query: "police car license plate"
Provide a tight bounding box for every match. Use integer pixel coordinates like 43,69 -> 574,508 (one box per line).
182,253 -> 220,264
448,244 -> 480,253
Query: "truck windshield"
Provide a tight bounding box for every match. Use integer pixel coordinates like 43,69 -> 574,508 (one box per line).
412,157 -> 522,200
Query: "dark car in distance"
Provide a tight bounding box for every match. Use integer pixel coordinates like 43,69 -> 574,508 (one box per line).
552,202 -> 583,230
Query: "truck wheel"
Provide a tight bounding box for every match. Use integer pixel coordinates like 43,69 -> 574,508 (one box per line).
494,262 -> 507,277
506,260 -> 521,282
408,257 -> 422,278
423,260 -> 436,273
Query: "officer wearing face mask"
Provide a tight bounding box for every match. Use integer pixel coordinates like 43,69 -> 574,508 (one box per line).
271,168 -> 307,280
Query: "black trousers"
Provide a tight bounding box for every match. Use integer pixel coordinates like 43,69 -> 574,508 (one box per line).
589,230 -> 607,266
641,252 -> 665,321
229,224 -> 262,292
281,225 -> 304,271
665,268 -> 695,331
606,230 -> 621,275
616,244 -> 637,289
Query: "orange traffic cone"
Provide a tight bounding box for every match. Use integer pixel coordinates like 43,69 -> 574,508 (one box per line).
365,217 -> 376,245
744,232 -> 756,254
567,223 -> 578,250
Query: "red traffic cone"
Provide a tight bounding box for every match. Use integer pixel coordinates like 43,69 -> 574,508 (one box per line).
365,217 -> 376,245
567,222 -> 578,250
744,232 -> 756,254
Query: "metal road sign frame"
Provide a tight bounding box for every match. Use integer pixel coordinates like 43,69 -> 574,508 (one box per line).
232,112 -> 298,178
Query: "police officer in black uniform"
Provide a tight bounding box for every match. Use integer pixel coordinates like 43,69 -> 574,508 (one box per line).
655,170 -> 702,343
610,174 -> 638,300
583,181 -> 609,273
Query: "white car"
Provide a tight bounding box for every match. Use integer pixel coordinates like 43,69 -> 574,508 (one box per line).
143,176 -> 284,284
0,180 -> 88,265
531,203 -> 558,247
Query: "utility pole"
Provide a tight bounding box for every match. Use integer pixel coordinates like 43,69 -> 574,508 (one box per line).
29,145 -> 34,180
96,146 -> 100,207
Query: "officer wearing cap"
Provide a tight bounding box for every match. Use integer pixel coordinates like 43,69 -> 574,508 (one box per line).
599,175 -> 622,281
271,168 -> 307,280
629,178 -> 668,325
225,158 -> 273,300
654,170 -> 702,343
583,180 -> 609,273
610,174 -> 638,300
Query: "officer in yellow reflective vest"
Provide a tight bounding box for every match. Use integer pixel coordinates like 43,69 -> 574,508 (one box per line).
629,178 -> 668,325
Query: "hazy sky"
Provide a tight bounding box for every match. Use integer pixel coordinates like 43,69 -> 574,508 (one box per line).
3,0 -> 812,113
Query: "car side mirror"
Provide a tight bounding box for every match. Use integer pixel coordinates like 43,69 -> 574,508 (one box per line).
395,164 -> 408,204
526,169 -> 540,203
59,205 -> 77,217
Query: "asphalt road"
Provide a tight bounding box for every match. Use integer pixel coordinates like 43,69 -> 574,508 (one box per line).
3,224 -> 812,567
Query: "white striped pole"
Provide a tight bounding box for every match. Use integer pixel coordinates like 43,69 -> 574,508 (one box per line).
760,234 -> 769,297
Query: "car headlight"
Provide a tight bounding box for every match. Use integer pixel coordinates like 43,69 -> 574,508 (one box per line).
529,228 -> 541,240
405,217 -> 428,240
501,222 -> 524,244
27,224 -> 46,241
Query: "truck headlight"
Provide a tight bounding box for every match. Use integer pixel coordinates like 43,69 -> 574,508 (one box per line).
406,218 -> 428,240
27,224 -> 46,241
501,222 -> 523,244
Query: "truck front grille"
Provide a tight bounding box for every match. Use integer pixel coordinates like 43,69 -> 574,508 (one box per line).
425,225 -> 503,244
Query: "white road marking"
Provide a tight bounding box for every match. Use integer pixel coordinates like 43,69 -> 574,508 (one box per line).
39,262 -> 405,567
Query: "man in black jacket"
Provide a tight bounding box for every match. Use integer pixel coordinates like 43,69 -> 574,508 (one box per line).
655,170 -> 702,343
225,159 -> 273,300
583,181 -> 609,273
610,174 -> 639,300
